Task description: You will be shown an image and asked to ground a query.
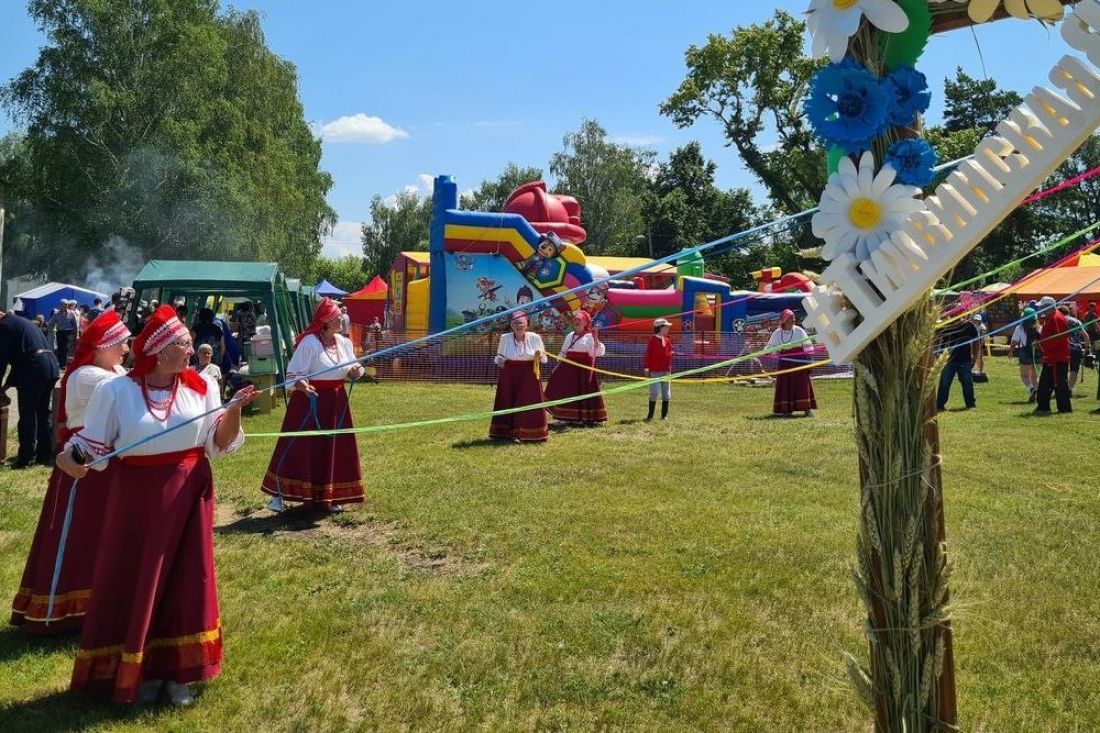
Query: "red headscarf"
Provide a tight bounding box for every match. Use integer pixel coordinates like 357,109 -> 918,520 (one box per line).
296,297 -> 342,347
58,310 -> 131,427
573,309 -> 592,332
780,309 -> 795,325
130,305 -> 207,395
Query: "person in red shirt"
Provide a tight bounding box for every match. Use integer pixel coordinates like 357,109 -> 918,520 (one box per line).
1034,296 -> 1072,414
643,318 -> 675,421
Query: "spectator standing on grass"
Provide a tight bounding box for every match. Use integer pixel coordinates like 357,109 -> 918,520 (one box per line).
1010,307 -> 1041,403
1035,296 -> 1072,414
196,344 -> 224,395
0,309 -> 61,468
1065,305 -> 1091,393
936,316 -> 979,411
49,299 -> 79,366
643,318 -> 675,422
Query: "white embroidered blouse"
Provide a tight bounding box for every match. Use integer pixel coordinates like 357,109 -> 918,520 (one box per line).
64,365 -> 127,429
558,331 -> 606,358
67,373 -> 243,468
494,332 -> 548,367
286,333 -> 357,382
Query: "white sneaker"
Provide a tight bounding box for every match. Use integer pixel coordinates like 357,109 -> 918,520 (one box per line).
166,681 -> 194,706
328,504 -> 345,513
138,679 -> 163,703
266,495 -> 285,513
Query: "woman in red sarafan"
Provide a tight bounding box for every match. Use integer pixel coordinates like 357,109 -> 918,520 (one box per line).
545,310 -> 607,426
10,310 -> 130,634
490,310 -> 549,442
56,305 -> 260,706
261,297 -> 365,512
766,309 -> 817,417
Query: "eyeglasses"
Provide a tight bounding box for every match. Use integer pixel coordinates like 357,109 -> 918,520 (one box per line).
168,339 -> 194,350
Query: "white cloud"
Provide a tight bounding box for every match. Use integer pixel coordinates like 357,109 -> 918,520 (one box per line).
610,134 -> 664,147
383,174 -> 435,208
321,220 -> 363,258
316,114 -> 409,144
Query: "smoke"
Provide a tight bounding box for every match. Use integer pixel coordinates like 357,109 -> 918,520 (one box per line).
83,236 -> 146,295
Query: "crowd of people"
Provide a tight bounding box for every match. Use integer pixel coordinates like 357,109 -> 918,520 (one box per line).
937,296 -> 1098,414
2,288 -> 1097,709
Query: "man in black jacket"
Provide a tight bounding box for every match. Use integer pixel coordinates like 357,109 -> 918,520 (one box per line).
0,309 -> 61,468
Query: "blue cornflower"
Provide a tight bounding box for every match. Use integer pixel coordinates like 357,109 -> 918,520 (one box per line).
805,59 -> 890,154
884,65 -> 931,127
884,138 -> 938,187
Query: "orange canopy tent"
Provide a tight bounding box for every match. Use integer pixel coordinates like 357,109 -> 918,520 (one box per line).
1013,266 -> 1100,301
344,275 -> 388,325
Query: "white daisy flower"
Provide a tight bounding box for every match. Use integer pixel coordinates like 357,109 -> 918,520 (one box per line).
811,151 -> 924,262
806,0 -> 911,63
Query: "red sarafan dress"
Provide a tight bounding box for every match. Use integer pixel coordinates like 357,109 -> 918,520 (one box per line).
260,332 -> 364,509
545,329 -> 607,424
490,331 -> 549,442
67,369 -> 242,703
767,325 -> 817,414
10,310 -> 130,634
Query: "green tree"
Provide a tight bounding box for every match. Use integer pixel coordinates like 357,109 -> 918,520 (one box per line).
549,119 -> 653,256
641,141 -> 761,263
1,0 -> 333,280
942,68 -> 1023,133
361,191 -> 432,280
461,163 -> 544,212
661,10 -> 825,215
310,254 -> 368,294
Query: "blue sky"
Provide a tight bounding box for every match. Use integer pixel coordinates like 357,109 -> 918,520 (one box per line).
0,1 -> 1080,257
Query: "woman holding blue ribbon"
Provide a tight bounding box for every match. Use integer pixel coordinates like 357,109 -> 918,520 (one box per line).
10,309 -> 129,634
56,305 -> 259,705
261,297 -> 365,512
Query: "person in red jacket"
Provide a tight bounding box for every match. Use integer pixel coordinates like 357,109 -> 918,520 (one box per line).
643,318 -> 675,421
1035,296 -> 1072,414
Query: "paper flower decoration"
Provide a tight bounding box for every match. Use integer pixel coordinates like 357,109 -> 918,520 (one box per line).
884,138 -> 938,187
884,65 -> 931,127
806,60 -> 890,153
807,0 -> 911,62
928,0 -> 1066,24
812,151 -> 925,261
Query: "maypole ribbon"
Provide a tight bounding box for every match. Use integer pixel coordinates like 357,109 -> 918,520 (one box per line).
247,335 -> 818,439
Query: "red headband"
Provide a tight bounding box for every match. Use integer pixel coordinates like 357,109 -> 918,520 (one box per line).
130,305 -> 206,395
58,310 -> 132,426
296,297 -> 342,347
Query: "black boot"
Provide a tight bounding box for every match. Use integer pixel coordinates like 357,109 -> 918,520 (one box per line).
645,401 -> 656,422
661,400 -> 669,420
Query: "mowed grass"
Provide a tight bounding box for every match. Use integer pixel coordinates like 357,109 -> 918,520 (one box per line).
1,359 -> 1099,731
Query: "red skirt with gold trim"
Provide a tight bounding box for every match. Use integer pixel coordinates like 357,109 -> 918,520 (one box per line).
71,450 -> 222,703
545,352 -> 607,424
773,352 -> 818,414
10,462 -> 115,634
261,382 -> 364,508
490,360 -> 548,442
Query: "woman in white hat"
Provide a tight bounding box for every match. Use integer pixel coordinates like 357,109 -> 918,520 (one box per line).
643,318 -> 675,421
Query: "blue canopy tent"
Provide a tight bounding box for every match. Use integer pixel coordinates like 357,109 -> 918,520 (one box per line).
12,282 -> 109,318
314,279 -> 347,299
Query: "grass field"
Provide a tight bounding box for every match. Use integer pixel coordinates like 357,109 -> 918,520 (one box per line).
1,359 -> 1099,731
